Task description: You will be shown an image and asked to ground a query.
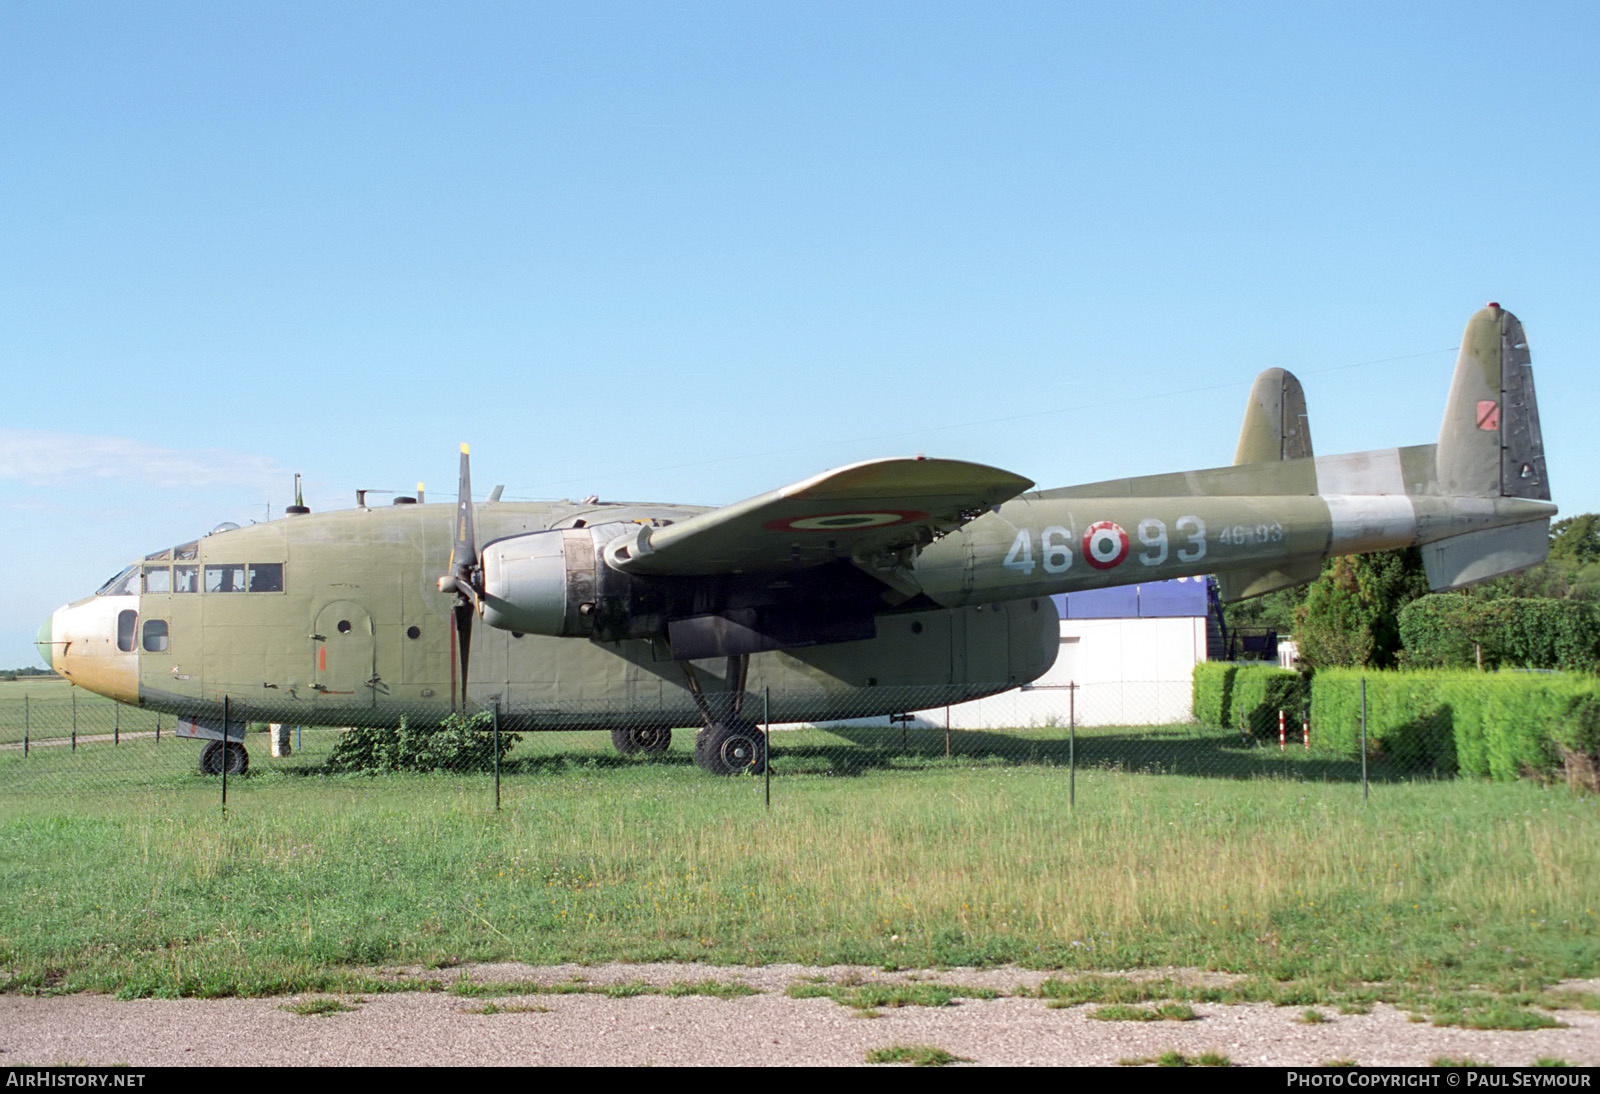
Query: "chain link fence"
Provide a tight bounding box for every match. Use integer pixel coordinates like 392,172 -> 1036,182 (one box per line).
0,677 -> 1419,808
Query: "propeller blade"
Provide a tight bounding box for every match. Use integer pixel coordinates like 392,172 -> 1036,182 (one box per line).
447,443 -> 479,711
451,443 -> 477,582
453,599 -> 474,712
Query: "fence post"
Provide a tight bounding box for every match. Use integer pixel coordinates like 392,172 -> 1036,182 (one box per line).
1360,677 -> 1369,807
763,687 -> 771,811
114,703 -> 120,746
23,694 -> 28,756
71,689 -> 77,751
221,695 -> 229,810
492,697 -> 502,813
1069,682 -> 1077,810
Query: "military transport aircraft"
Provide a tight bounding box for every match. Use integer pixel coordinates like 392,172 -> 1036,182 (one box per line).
38,305 -> 1555,775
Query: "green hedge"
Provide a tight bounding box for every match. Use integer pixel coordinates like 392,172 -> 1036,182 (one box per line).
1192,662 -> 1306,738
1399,595 -> 1600,672
1192,662 -> 1236,728
1309,668 -> 1600,780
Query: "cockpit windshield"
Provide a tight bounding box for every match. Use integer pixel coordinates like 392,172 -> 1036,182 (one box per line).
94,565 -> 139,597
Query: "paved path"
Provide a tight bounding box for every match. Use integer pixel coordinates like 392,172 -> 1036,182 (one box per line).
3,964 -> 1597,1067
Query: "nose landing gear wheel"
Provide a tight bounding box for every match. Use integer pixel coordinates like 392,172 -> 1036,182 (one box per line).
694,722 -> 766,776
198,740 -> 249,776
611,725 -> 673,755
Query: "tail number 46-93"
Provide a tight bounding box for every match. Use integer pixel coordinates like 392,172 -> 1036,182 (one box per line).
1001,517 -> 1206,577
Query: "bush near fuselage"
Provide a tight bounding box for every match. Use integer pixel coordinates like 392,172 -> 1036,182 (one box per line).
326,712 -> 520,774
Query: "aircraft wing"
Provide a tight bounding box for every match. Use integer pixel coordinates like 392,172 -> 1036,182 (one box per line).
603,457 -> 1033,576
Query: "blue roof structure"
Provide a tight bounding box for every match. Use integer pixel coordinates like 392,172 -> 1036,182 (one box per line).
1049,577 -> 1211,620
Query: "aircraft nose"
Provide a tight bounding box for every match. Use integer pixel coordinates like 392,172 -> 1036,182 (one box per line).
36,615 -> 53,671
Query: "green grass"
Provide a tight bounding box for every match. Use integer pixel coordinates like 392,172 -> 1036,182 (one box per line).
281,997 -> 358,1016
787,981 -> 997,1010
0,679 -> 169,745
1120,1050 -> 1231,1067
865,1044 -> 970,1066
1088,1002 -> 1197,1021
2,721 -> 1599,1009
469,1001 -> 550,1014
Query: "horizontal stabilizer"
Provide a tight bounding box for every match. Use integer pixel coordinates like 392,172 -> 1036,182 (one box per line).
1216,558 -> 1323,603
1422,519 -> 1550,592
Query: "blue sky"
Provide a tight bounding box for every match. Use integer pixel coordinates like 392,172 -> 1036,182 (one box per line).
4,1 -> 1598,666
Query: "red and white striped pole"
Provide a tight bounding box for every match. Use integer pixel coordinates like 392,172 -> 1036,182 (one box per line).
1278,709 -> 1286,751
1303,716 -> 1310,751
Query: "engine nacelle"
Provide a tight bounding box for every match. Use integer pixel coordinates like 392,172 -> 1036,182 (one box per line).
481,524 -> 626,637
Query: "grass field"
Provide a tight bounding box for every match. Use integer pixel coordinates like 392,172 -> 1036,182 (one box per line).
3,712 -> 1598,1020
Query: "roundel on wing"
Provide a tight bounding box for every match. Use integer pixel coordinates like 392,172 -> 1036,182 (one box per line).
1082,520 -> 1129,569
763,510 -> 930,532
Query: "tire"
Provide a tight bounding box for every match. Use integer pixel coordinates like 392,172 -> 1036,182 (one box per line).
694,722 -> 766,776
610,725 -> 673,755
198,740 -> 249,776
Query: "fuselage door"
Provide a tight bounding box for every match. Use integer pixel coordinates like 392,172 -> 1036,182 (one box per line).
311,601 -> 376,707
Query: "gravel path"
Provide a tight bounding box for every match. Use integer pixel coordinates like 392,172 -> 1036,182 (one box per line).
3,964 -> 1596,1067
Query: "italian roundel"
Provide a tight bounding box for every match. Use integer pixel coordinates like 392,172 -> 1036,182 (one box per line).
763,510 -> 929,532
1082,520 -> 1129,569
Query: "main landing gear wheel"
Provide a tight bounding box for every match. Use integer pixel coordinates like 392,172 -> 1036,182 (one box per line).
611,725 -> 673,755
198,740 -> 249,776
694,722 -> 766,776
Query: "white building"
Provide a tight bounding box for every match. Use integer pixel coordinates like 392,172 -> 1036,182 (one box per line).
939,576 -> 1212,728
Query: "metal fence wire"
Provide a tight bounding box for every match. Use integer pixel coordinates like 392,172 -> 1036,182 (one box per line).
0,677 -> 1434,807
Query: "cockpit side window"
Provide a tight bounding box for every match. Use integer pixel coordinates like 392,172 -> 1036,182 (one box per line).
143,567 -> 172,594
96,567 -> 139,597
117,610 -> 137,652
173,565 -> 198,593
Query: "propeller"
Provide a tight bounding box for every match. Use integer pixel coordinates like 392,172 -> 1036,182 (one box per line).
437,444 -> 483,711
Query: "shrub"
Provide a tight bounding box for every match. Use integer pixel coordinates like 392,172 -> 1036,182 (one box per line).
326,711 -> 518,774
1309,669 -> 1600,782
1399,595 -> 1600,673
1230,664 -> 1308,740
1192,662 -> 1237,728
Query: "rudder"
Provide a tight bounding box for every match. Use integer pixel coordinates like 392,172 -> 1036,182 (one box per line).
1436,304 -> 1550,500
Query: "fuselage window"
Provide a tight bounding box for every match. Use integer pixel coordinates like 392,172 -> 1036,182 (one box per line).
205,565 -> 247,593
143,567 -> 172,594
142,619 -> 169,652
117,610 -> 137,653
248,563 -> 284,592
173,565 -> 198,593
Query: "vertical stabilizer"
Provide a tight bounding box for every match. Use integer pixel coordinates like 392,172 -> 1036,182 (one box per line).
1234,367 -> 1313,464
1437,304 -> 1550,500
1219,367 -> 1321,601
